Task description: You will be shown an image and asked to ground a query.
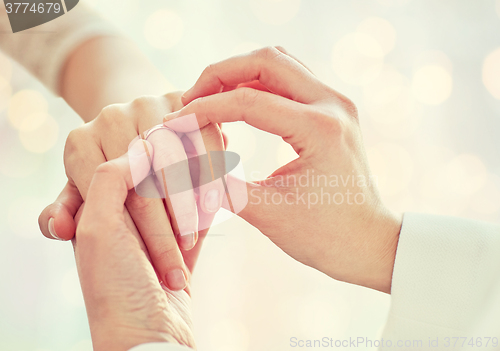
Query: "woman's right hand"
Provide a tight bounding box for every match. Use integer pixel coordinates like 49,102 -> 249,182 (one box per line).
166,47 -> 403,293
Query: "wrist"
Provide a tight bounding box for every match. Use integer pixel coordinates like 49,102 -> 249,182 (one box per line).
320,205 -> 402,294
354,207 -> 402,293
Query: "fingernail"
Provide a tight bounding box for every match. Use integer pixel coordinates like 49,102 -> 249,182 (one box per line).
205,189 -> 221,213
165,269 -> 187,291
180,232 -> 196,250
182,87 -> 194,100
163,111 -> 180,125
48,218 -> 61,240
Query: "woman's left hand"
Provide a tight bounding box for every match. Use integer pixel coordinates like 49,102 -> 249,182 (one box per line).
39,92 -> 226,290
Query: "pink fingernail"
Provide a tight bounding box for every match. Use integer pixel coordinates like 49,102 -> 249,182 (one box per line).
205,189 -> 221,213
182,87 -> 194,100
163,111 -> 180,125
180,232 -> 197,251
165,269 -> 187,291
48,218 -> 61,240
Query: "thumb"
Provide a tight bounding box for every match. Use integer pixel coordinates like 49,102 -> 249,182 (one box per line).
38,181 -> 83,241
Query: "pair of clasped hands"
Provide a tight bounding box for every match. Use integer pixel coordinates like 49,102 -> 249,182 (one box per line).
38,47 -> 403,350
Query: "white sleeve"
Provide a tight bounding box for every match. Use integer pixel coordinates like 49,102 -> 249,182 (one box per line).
380,213 -> 500,350
0,2 -> 118,95
128,343 -> 193,351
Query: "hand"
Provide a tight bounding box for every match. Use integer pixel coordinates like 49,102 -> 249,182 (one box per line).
75,139 -> 194,351
39,92 -> 225,290
165,47 -> 403,293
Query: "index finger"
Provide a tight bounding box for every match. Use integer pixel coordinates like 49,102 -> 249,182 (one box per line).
181,46 -> 331,105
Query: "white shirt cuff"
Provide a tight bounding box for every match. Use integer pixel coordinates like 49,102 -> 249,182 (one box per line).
381,213 -> 500,349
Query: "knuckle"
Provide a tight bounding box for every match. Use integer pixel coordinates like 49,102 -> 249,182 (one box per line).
75,219 -> 101,241
256,46 -> 281,60
131,96 -> 156,111
338,95 -> 359,120
126,193 -> 152,212
64,126 -> 91,166
164,91 -> 184,109
309,109 -> 343,136
200,123 -> 223,143
155,244 -> 180,264
192,96 -> 216,123
235,87 -> 260,109
202,63 -> 217,78
94,161 -> 121,179
96,104 -> 125,127
65,127 -> 85,150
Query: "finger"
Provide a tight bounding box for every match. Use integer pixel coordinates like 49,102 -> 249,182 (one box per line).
126,135 -> 189,291
217,123 -> 229,149
165,90 -> 317,153
185,123 -> 226,215
274,45 -> 315,74
84,139 -> 153,219
38,181 -> 83,241
126,190 -> 188,291
66,131 -> 151,257
222,131 -> 229,149
181,46 -> 330,105
221,80 -> 272,95
147,127 -> 199,251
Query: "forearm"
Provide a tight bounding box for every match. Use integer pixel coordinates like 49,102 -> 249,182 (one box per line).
60,36 -> 172,122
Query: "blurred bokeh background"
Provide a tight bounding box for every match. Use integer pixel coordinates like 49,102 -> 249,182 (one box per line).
1,0 -> 500,350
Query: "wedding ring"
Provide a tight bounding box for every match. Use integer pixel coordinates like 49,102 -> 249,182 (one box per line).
141,124 -> 176,140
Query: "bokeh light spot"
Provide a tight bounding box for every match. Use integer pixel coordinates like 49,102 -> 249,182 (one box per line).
332,33 -> 384,86
8,90 -> 49,130
445,153 -> 487,196
19,114 -> 59,153
0,52 -> 12,81
483,48 -> 500,100
364,65 -> 409,110
144,10 -> 184,50
357,17 -> 396,55
363,65 -> 421,138
250,0 -> 301,25
412,65 -> 453,105
367,142 -> 414,197
419,153 -> 486,216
